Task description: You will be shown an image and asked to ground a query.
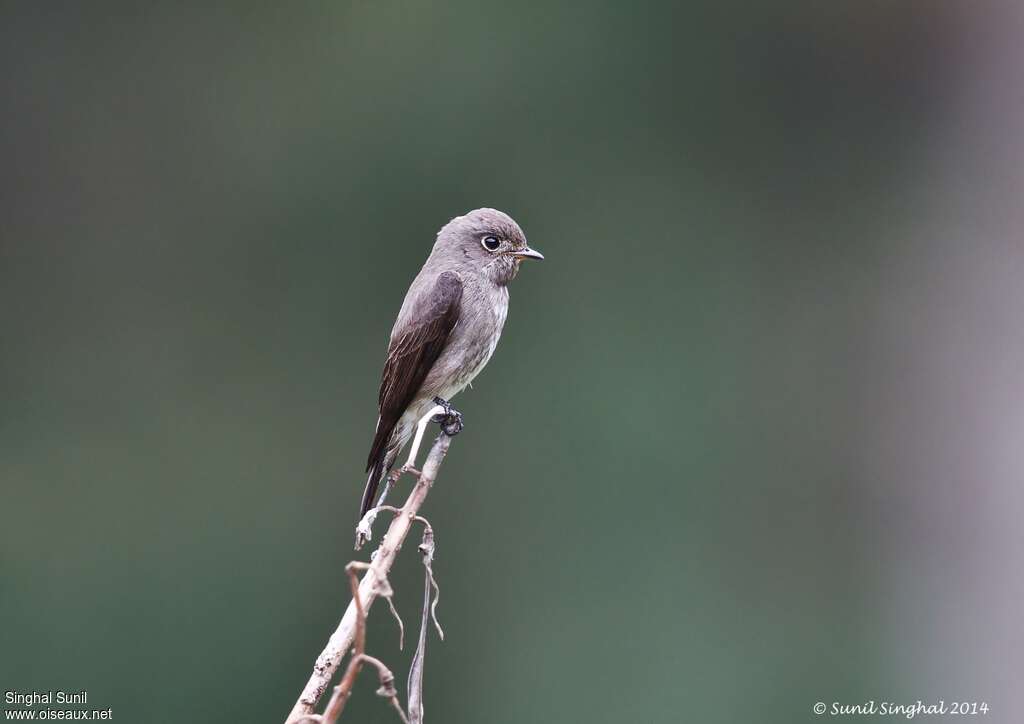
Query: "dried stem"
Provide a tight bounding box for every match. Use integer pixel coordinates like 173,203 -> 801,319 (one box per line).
318,563 -> 370,723
310,563 -> 410,724
284,431 -> 453,724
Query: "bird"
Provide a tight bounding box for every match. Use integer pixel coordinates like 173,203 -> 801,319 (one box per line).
359,208 -> 543,520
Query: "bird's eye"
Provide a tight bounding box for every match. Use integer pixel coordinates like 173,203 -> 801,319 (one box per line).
481,235 -> 501,251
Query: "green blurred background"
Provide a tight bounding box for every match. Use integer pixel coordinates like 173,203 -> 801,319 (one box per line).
3,3 -> 1023,723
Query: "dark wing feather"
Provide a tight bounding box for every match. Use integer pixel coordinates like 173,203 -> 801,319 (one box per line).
365,271 -> 463,475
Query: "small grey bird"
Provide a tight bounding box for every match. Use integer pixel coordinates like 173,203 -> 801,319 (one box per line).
359,208 -> 543,518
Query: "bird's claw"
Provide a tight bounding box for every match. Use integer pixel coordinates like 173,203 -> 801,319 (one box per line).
432,397 -> 464,436
441,414 -> 463,436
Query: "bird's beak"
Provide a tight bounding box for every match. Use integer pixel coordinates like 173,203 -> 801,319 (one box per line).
511,246 -> 544,261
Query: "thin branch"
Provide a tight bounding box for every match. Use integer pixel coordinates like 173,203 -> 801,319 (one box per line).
319,563 -> 370,723
360,655 -> 410,724
417,524 -> 444,641
315,563 -> 409,724
289,608 -> 411,724
407,565 -> 430,724
385,595 -> 405,651
355,503 -> 402,549
284,431 -> 453,724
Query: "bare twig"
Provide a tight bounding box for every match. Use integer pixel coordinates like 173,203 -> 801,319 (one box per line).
314,562 -> 409,724
319,563 -> 371,723
355,501 -> 403,548
385,595 -> 405,651
418,524 -> 444,641
284,431 -> 453,724
360,655 -> 410,724
407,521 -> 444,724
407,569 -> 430,724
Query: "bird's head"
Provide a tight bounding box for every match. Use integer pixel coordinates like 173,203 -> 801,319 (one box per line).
435,208 -> 543,286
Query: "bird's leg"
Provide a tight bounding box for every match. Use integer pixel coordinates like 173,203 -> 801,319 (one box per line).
432,396 -> 464,436
402,403 -> 446,471
401,399 -> 465,471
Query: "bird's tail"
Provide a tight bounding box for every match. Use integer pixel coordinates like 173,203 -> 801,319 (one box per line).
359,457 -> 386,520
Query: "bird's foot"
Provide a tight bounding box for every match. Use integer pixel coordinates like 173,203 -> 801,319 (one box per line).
432,397 -> 464,436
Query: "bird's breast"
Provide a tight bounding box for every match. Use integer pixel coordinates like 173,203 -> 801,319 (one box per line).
438,286 -> 508,397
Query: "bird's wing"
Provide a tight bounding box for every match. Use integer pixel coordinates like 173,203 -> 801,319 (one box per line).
366,270 -> 463,473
